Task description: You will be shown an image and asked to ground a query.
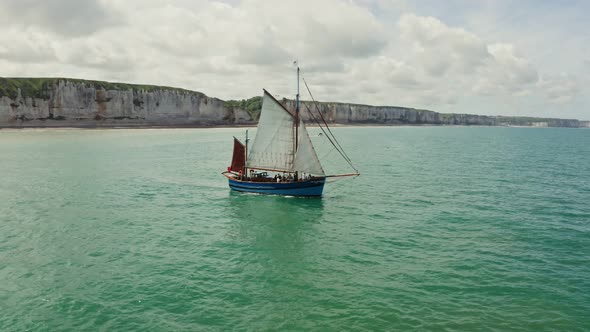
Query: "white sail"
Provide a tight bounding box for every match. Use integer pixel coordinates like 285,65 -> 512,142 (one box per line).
246,91 -> 295,171
293,120 -> 325,175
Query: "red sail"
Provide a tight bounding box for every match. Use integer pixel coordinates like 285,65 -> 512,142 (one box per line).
230,137 -> 246,172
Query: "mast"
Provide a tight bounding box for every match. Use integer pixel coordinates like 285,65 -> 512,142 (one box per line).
295,65 -> 300,153
245,129 -> 248,176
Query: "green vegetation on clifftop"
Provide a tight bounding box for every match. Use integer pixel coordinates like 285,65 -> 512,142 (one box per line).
224,96 -> 263,121
0,78 -> 55,99
0,77 -> 204,100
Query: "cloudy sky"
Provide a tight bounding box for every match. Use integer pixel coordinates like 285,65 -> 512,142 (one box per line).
0,0 -> 588,119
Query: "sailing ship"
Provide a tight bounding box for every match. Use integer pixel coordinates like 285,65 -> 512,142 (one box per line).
221,66 -> 359,196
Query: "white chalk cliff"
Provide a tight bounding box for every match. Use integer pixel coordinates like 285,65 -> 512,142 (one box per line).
1,78 -> 588,128
0,79 -> 253,127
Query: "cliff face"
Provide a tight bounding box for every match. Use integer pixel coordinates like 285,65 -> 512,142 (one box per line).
0,78 -> 587,128
284,100 -> 498,126
282,100 -> 585,128
0,78 -> 255,127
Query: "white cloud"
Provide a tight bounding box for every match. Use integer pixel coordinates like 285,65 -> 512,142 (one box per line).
235,27 -> 291,65
343,14 -> 542,108
0,0 -> 120,37
487,44 -> 538,85
0,28 -> 57,63
539,74 -> 578,104
0,0 -> 586,119
471,43 -> 538,97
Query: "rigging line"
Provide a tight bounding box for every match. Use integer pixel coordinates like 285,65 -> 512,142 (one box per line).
301,78 -> 346,159
302,98 -> 356,169
304,104 -> 358,173
302,102 -> 355,170
301,102 -> 337,150
300,92 -> 352,166
319,146 -> 336,161
301,76 -> 357,171
303,103 -> 347,164
296,77 -> 337,141
303,78 -> 358,173
297,70 -> 358,172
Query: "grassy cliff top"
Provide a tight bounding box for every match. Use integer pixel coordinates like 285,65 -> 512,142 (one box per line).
224,96 -> 263,121
0,77 -> 205,99
0,78 -> 54,99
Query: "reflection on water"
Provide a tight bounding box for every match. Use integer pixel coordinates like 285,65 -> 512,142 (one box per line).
226,191 -> 325,254
225,192 -> 326,328
228,191 -> 325,222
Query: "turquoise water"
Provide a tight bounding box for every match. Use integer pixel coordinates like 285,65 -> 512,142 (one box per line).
0,127 -> 589,331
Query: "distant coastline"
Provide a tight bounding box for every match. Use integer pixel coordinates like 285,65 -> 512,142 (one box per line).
3,124 -> 588,131
2,77 -> 589,129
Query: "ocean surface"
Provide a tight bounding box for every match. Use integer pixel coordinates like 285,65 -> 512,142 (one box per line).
0,127 -> 589,331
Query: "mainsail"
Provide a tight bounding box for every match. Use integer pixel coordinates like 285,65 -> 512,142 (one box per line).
246,90 -> 325,175
246,90 -> 295,172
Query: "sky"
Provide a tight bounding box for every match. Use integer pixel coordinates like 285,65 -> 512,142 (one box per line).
0,0 -> 588,120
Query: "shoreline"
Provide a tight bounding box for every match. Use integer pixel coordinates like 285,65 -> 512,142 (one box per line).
2,77 -> 588,131
1,123 -> 588,130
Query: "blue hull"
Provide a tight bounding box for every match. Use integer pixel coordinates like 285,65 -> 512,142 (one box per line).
228,178 -> 325,197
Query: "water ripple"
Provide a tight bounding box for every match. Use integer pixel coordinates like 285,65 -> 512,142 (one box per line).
0,127 -> 589,330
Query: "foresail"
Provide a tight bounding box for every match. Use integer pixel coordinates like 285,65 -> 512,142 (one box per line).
246,91 -> 295,171
293,120 -> 325,175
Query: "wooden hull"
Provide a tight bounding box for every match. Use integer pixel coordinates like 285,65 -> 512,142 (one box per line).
223,173 -> 325,197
